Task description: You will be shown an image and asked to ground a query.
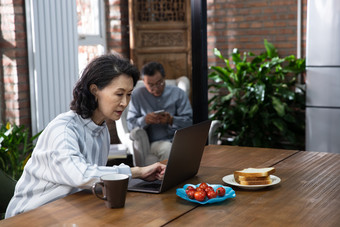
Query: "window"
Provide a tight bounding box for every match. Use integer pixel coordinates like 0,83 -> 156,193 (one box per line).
76,0 -> 106,74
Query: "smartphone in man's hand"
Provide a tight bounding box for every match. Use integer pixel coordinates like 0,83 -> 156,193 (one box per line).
154,110 -> 165,115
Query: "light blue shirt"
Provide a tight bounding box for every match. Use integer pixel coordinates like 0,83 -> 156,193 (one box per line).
127,85 -> 193,142
5,111 -> 131,218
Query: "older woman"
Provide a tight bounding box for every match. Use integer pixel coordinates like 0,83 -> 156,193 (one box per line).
5,54 -> 166,218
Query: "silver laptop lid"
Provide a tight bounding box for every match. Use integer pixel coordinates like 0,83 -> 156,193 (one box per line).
159,120 -> 212,192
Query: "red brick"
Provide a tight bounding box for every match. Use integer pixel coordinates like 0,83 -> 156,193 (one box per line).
6,101 -> 19,109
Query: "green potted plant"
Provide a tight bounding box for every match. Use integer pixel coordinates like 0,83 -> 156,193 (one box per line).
0,123 -> 41,180
208,39 -> 306,150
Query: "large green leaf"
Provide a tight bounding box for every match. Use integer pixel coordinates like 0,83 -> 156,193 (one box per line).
231,48 -> 242,63
272,118 -> 286,132
271,97 -> 285,117
249,104 -> 259,117
213,48 -> 231,68
209,66 -> 230,83
264,39 -> 278,58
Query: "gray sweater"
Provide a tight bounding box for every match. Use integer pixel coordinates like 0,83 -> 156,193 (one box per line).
127,85 -> 193,142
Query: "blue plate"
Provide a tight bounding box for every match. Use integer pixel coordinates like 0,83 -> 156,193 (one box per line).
176,183 -> 236,204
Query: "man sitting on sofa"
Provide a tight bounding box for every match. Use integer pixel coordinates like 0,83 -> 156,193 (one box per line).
127,62 -> 193,161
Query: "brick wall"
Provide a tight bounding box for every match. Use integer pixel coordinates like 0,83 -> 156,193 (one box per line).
105,0 -> 130,58
207,0 -> 307,67
0,0 -> 31,126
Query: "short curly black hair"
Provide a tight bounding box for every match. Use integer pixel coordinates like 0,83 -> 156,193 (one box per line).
70,53 -> 140,119
141,62 -> 165,79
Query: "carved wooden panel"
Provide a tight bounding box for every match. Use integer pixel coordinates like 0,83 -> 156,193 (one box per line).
129,0 -> 191,82
139,31 -> 185,48
136,0 -> 186,22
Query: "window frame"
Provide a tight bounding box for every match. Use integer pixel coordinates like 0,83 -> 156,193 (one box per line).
77,0 -> 107,55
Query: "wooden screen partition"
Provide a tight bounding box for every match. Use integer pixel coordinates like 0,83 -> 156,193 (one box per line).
128,0 -> 192,82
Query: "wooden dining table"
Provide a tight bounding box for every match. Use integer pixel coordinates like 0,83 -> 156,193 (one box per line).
1,145 -> 339,227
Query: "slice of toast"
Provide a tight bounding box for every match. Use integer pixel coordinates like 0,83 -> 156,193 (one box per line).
234,167 -> 275,178
234,167 -> 275,185
238,175 -> 271,181
238,178 -> 273,185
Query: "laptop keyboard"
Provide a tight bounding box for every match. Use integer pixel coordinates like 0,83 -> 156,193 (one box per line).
128,179 -> 162,191
135,180 -> 162,188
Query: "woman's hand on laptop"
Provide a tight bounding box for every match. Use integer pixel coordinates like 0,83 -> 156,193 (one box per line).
131,162 -> 166,181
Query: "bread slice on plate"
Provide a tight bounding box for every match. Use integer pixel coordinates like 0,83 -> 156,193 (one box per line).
234,167 -> 275,185
238,175 -> 271,181
238,178 -> 272,185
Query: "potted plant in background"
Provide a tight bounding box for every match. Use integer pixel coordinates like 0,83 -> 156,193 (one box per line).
0,123 -> 41,180
208,39 -> 306,150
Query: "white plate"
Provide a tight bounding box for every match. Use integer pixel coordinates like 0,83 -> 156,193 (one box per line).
222,174 -> 281,190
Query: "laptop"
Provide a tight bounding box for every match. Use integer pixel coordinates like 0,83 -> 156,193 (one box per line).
128,120 -> 212,193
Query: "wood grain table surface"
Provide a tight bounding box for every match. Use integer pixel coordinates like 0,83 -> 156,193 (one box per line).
169,148 -> 340,227
1,145 -> 339,227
